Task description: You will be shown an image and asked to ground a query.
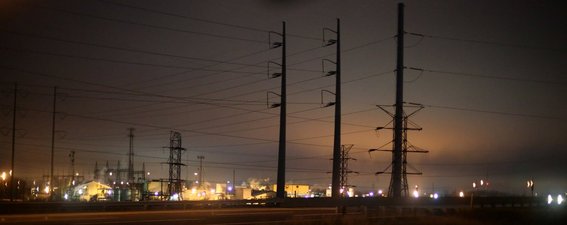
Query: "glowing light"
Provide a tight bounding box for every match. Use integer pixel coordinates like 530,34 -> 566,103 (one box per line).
480,180 -> 484,186
120,181 -> 124,185
210,189 -> 216,194
109,172 -> 112,176
194,172 -> 198,176
147,172 -> 150,176
9,170 -> 12,176
0,172 -> 5,181
369,192 -> 374,197
72,180 -> 75,186
171,193 -> 179,201
413,190 -> 419,198
154,191 -> 159,196
191,188 -> 196,194
44,186 -> 50,194
339,188 -> 344,194
64,193 -> 69,200
378,189 -> 383,196
558,195 -> 564,205
78,189 -> 83,195
75,172 -> 79,176
459,191 -> 465,198
227,186 -> 233,192
433,193 -> 439,199
473,182 -> 476,188
527,180 -> 534,188
548,195 -> 553,204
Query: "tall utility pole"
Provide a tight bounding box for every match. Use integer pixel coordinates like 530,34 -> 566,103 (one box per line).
127,128 -> 135,184
197,155 -> 204,188
69,151 -> 75,184
370,4 -> 428,197
10,83 -> 17,202
322,18 -> 342,199
392,2 -> 405,198
232,169 -> 236,194
269,21 -> 287,199
49,86 -> 57,201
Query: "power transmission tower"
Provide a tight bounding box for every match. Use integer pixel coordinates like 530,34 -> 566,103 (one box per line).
368,3 -> 428,198
339,144 -> 357,197
9,83 -> 17,202
370,103 -> 428,197
49,86 -> 57,201
197,155 -> 204,188
127,128 -> 135,184
268,21 -> 286,199
320,18 -> 342,198
69,151 -> 75,183
392,2 -> 405,199
166,131 -> 185,199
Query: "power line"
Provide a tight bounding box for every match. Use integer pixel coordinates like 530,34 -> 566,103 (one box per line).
136,47 -> 326,92
95,0 -> 321,41
28,35 -> 392,118
142,70 -> 393,130
406,31 -> 567,53
26,89 -> 319,106
423,104 -> 560,120
184,107 -> 376,139
34,5 -> 267,44
406,67 -> 566,85
0,67 -> 316,122
0,46 -> 267,76
0,29 -> 271,69
127,48 -> 272,89
0,141 -> 330,173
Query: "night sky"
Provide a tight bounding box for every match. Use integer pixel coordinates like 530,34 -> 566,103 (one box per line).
0,0 -> 566,195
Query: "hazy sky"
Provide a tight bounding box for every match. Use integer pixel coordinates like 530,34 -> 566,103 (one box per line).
0,0 -> 566,195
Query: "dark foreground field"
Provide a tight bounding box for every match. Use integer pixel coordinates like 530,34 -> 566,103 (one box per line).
0,207 -> 565,225
335,207 -> 567,225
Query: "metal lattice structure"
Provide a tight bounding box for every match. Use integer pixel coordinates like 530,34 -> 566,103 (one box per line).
166,131 -> 186,199
127,128 -> 135,183
339,144 -> 357,197
370,104 -> 428,197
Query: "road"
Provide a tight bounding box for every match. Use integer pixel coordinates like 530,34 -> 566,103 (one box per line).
0,207 -> 347,225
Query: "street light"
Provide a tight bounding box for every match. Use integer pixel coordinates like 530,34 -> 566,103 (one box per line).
413,185 -> 419,198
471,182 -> 477,208
527,179 -> 534,197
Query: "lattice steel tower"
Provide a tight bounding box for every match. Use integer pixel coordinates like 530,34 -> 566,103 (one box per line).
166,131 -> 185,198
339,144 -> 357,197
